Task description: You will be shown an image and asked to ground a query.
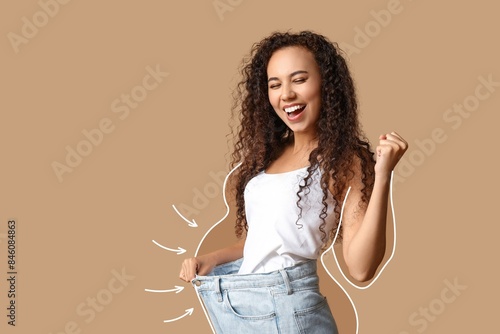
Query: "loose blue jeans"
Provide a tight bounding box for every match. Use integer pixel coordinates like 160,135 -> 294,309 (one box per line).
192,258 -> 338,333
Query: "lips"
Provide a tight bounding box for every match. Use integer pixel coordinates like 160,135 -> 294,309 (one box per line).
283,104 -> 306,120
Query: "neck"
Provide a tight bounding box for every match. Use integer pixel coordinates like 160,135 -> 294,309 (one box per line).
290,131 -> 318,154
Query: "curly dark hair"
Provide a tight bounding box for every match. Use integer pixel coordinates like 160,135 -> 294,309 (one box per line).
228,30 -> 376,248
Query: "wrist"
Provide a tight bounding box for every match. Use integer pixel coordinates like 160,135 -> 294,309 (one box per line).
374,171 -> 392,184
198,253 -> 217,268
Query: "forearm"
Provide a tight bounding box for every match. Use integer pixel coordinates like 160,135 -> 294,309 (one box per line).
344,173 -> 391,282
202,238 -> 245,266
181,238 -> 245,281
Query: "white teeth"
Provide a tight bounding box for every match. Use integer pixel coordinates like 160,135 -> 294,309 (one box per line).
284,105 -> 305,114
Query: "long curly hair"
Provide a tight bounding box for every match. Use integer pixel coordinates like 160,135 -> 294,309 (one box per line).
228,30 -> 375,248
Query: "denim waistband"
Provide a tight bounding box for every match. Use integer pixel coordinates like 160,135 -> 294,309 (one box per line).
192,258 -> 318,293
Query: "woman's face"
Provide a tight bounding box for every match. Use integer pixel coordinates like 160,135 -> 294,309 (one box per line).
267,46 -> 322,136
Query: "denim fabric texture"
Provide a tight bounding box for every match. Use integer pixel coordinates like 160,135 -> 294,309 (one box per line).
192,258 -> 338,334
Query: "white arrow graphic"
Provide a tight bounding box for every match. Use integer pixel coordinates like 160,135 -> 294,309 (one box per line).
152,240 -> 186,255
163,308 -> 194,323
144,285 -> 184,294
192,162 -> 242,334
172,204 -> 198,227
194,162 -> 242,257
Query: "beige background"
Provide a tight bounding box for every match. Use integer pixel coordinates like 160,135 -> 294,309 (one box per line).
1,0 -> 498,333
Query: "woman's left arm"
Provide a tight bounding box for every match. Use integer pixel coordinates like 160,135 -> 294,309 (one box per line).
339,131 -> 408,282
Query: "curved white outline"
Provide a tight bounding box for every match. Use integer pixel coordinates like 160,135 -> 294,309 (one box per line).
192,165 -> 396,334
193,162 -> 242,258
192,162 -> 242,334
320,170 -> 396,334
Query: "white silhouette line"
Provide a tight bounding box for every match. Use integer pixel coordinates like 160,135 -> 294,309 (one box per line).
194,162 -> 242,257
193,165 -> 396,334
320,186 -> 359,332
320,170 -> 396,334
332,170 -> 397,289
193,162 -> 242,334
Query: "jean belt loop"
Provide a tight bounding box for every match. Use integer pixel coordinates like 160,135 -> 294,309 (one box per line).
279,269 -> 293,295
215,277 -> 223,302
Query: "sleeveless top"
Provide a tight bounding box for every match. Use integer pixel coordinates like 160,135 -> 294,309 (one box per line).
237,165 -> 337,274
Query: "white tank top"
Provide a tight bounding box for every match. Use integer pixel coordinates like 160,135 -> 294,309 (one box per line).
237,165 -> 336,274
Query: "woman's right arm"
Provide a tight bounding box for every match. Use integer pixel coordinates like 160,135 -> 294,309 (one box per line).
179,238 -> 245,282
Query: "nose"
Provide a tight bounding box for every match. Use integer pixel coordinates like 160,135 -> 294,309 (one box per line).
280,83 -> 296,101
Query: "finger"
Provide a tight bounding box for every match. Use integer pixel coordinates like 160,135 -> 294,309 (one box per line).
390,131 -> 403,139
378,140 -> 402,153
189,259 -> 200,281
179,270 -> 188,282
388,132 -> 409,147
182,259 -> 196,282
384,133 -> 403,144
197,265 -> 211,276
182,263 -> 193,282
381,135 -> 407,152
179,262 -> 189,282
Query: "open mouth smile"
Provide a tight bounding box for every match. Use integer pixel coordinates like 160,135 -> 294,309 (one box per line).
283,104 -> 306,120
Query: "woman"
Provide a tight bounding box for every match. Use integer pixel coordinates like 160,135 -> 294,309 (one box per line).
179,30 -> 408,333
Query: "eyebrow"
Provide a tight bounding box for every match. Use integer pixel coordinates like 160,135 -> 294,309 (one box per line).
267,70 -> 308,83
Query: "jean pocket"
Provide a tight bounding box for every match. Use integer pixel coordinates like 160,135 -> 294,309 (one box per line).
224,289 -> 277,320
294,293 -> 338,334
